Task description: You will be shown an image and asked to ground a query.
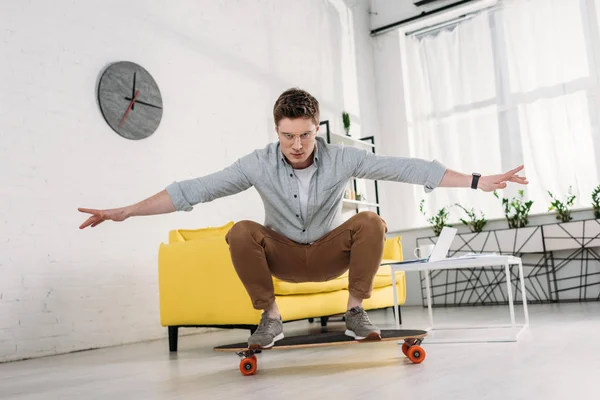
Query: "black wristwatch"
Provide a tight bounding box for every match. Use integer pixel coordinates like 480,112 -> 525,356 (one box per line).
471,173 -> 481,189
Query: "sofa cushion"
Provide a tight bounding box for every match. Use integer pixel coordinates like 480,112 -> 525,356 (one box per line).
273,259 -> 405,295
383,236 -> 403,261
169,221 -> 234,243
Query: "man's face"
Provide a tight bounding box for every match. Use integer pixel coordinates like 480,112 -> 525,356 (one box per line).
277,117 -> 318,169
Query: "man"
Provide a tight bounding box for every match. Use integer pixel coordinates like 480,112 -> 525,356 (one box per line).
79,88 -> 528,349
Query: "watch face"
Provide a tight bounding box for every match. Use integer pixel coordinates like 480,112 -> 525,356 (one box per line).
97,61 -> 163,140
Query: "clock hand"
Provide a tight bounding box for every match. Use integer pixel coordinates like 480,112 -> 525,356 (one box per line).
123,97 -> 163,110
119,90 -> 140,126
131,72 -> 136,110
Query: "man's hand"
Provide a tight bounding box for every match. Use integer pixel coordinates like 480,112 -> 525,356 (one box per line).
477,165 -> 529,192
78,207 -> 129,229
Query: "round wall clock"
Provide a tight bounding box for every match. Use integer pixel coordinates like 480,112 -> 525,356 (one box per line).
97,61 -> 163,140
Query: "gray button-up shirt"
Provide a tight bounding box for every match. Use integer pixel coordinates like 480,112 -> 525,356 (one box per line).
165,136 -> 447,244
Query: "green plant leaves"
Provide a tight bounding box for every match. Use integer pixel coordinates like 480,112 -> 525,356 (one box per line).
494,190 -> 533,228
422,184 -> 600,233
455,203 -> 487,232
592,184 -> 600,219
420,199 -> 452,236
547,186 -> 575,223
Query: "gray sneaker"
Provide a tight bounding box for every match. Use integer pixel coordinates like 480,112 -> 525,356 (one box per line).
248,313 -> 284,349
345,306 -> 381,340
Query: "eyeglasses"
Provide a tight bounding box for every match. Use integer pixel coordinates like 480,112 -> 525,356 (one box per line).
279,132 -> 315,143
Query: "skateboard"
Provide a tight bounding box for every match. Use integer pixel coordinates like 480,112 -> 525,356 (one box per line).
213,329 -> 428,376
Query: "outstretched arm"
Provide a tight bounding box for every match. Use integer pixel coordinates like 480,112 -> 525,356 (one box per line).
439,165 -> 528,192
78,155 -> 254,229
344,147 -> 528,192
78,189 -> 176,229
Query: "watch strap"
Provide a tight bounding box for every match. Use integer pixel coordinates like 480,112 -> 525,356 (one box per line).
471,173 -> 481,189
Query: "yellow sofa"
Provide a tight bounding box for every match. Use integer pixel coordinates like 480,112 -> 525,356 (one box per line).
157,221 -> 407,351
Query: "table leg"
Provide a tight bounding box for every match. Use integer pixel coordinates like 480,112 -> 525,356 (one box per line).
425,269 -> 434,329
518,259 -> 530,326
505,262 -> 516,331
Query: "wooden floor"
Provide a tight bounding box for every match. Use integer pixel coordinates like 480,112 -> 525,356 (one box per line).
1,302 -> 599,400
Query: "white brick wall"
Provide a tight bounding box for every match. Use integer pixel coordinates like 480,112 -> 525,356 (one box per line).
0,0 -> 379,362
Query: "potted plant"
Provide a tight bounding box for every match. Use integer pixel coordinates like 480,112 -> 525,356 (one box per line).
420,199 -> 452,236
341,111 -> 351,136
548,186 -> 576,223
592,184 -> 600,219
455,204 -> 487,233
494,190 -> 533,229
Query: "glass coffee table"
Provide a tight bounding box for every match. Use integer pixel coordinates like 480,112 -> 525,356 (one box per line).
384,254 -> 530,343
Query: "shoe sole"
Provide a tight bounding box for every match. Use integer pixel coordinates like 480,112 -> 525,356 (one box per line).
248,332 -> 284,350
344,329 -> 381,341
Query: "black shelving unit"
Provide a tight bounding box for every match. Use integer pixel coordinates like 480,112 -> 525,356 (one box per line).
319,120 -> 381,216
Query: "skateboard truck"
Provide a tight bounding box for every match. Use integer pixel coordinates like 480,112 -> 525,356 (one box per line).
235,349 -> 260,359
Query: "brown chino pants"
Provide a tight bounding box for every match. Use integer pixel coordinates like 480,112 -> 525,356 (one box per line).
224,211 -> 388,310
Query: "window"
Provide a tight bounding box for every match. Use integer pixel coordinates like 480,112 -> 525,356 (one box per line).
402,0 -> 600,228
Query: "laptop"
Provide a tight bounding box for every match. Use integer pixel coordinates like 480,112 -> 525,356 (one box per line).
382,226 -> 457,265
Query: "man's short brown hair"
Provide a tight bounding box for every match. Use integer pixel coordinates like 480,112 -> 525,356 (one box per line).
273,88 -> 320,127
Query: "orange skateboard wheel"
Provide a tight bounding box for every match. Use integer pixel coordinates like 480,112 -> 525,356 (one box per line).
239,357 -> 257,376
407,346 -> 426,364
402,342 -> 410,356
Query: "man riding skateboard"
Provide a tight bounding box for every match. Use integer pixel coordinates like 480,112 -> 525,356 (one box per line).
78,88 -> 528,349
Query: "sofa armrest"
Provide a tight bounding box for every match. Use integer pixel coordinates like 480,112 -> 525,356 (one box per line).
158,237 -> 262,326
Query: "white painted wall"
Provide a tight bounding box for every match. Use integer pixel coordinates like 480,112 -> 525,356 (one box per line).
0,0 -> 379,363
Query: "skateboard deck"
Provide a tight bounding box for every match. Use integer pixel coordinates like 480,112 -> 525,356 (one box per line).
214,329 -> 428,376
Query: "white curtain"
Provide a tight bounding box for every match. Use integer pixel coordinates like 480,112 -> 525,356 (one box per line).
404,0 -> 600,227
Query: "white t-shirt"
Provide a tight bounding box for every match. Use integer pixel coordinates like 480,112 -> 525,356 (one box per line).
293,163 -> 317,221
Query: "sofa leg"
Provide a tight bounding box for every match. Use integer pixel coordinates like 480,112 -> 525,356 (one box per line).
320,316 -> 329,327
308,318 -> 314,323
168,326 -> 179,352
